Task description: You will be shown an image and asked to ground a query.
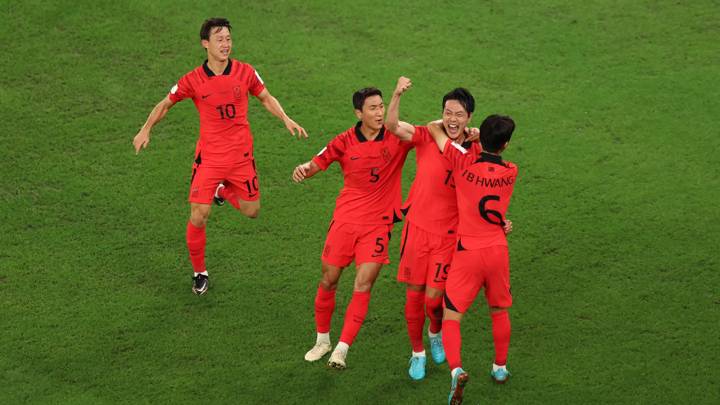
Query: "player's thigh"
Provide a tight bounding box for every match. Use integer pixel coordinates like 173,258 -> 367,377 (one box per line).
321,221 -> 356,268
189,163 -> 226,204
482,245 -> 512,308
353,261 -> 383,292
397,222 -> 431,285
355,224 -> 392,265
424,234 -> 456,291
444,250 -> 483,314
225,159 -> 261,202
320,261 -> 345,290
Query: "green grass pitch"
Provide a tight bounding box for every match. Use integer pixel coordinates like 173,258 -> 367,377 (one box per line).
1,0 -> 718,403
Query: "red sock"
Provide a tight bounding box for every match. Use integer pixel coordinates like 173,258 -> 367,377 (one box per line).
339,291 -> 371,346
442,319 -> 462,370
186,221 -> 206,273
491,310 -> 511,365
405,289 -> 426,352
314,285 -> 336,333
425,295 -> 443,334
219,185 -> 242,210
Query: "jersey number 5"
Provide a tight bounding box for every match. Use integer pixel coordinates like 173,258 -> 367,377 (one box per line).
369,168 -> 380,183
478,195 -> 505,227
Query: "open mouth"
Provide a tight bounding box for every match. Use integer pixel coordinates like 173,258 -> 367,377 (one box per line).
446,123 -> 460,136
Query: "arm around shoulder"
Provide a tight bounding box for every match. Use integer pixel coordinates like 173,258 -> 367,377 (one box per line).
426,120 -> 449,152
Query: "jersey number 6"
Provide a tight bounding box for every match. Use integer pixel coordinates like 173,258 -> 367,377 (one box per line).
478,195 -> 505,227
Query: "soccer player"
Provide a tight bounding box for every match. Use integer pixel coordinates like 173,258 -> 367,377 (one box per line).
427,116 -> 517,405
132,17 -> 307,295
385,77 -> 482,380
292,87 -> 412,369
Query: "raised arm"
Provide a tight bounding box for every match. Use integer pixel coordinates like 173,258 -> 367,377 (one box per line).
133,95 -> 176,154
256,88 -> 308,139
292,160 -> 322,183
426,119 -> 450,152
385,76 -> 416,141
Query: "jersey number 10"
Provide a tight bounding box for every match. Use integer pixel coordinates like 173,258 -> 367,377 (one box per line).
216,104 -> 236,119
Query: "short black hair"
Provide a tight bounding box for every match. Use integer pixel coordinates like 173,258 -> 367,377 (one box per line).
353,87 -> 383,110
200,18 -> 232,41
479,115 -> 515,153
442,88 -> 475,115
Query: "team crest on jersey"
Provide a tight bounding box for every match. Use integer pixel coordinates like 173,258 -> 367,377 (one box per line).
233,86 -> 242,99
382,147 -> 392,162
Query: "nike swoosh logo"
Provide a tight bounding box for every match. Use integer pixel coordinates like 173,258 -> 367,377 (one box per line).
350,156 -> 360,160
201,94 -> 211,99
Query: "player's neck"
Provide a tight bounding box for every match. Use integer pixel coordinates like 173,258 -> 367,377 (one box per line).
206,57 -> 229,76
359,123 -> 380,139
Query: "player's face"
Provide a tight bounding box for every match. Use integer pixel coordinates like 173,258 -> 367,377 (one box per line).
202,27 -> 232,62
442,100 -> 471,140
355,95 -> 385,132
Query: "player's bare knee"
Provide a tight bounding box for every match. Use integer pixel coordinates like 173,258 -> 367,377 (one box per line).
320,276 -> 339,290
243,206 -> 260,218
425,286 -> 443,298
238,201 -> 260,218
353,280 -> 374,292
407,283 -> 425,292
190,206 -> 211,227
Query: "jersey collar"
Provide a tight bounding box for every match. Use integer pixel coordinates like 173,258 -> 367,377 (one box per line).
202,59 -> 233,77
475,151 -> 506,166
354,121 -> 385,142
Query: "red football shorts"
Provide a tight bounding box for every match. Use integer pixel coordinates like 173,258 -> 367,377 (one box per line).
188,158 -> 260,204
444,244 -> 512,313
397,220 -> 455,290
321,221 -> 393,268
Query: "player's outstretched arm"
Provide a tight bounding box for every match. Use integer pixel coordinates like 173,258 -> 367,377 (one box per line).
256,89 -> 309,139
292,160 -> 321,183
133,96 -> 176,154
385,76 -> 415,141
426,120 -> 450,152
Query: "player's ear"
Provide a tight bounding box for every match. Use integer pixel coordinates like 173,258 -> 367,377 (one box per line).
354,109 -> 363,120
201,39 -> 209,50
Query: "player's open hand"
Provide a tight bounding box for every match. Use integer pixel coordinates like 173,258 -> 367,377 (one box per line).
465,127 -> 480,142
285,118 -> 309,139
133,130 -> 150,154
394,76 -> 412,96
503,219 -> 513,235
292,162 -> 311,183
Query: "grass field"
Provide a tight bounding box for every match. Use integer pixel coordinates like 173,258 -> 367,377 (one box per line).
2,0 -> 719,403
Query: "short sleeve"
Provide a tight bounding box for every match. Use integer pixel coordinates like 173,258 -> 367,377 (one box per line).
312,135 -> 346,170
412,126 -> 433,145
247,65 -> 266,97
168,74 -> 194,103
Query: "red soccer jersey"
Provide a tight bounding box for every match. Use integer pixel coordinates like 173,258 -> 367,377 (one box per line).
312,123 -> 413,225
168,59 -> 266,166
403,126 -> 482,236
443,141 -> 518,249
